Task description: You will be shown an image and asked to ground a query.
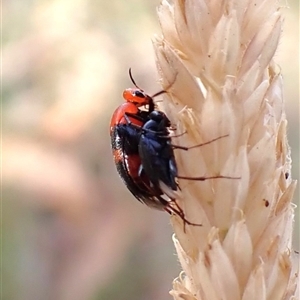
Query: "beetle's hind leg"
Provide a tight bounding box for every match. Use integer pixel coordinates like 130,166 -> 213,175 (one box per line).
164,199 -> 202,232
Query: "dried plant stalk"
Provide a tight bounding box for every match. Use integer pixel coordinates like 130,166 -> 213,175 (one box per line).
153,0 -> 299,299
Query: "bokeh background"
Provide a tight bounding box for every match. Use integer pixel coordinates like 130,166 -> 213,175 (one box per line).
3,0 -> 299,299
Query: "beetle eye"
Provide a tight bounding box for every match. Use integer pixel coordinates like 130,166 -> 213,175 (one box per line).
134,90 -> 145,98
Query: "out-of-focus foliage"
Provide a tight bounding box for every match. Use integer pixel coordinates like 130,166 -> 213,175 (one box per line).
2,0 -> 299,299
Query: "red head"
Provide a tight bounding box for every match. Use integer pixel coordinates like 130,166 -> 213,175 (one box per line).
122,88 -> 152,107
123,68 -> 167,109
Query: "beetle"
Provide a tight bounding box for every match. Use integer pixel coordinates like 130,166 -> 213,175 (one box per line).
110,69 -> 168,210
110,70 -> 201,226
138,110 -> 240,202
110,70 -> 238,229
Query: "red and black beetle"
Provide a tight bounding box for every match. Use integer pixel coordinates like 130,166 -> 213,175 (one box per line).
110,70 -> 239,229
110,69 -> 168,210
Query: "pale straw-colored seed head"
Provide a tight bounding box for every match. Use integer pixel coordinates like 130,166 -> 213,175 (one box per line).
152,0 -> 298,299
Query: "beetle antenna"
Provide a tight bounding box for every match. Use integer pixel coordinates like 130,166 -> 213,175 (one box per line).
128,68 -> 178,99
129,68 -> 142,90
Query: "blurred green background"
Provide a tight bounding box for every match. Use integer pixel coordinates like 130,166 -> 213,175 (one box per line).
3,0 -> 299,299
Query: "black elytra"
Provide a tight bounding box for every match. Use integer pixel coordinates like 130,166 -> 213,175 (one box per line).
138,110 -> 178,192
138,110 -> 241,228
